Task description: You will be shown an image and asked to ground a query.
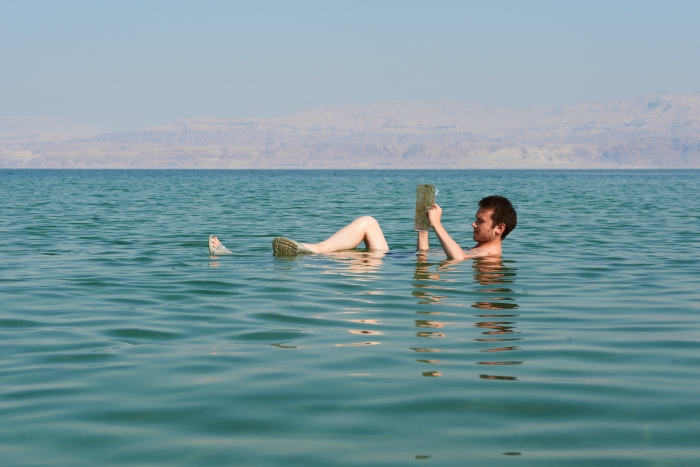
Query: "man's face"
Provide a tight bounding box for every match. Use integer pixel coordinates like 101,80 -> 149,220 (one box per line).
471,207 -> 502,243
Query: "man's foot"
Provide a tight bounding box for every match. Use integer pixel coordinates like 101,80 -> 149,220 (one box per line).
272,237 -> 316,255
209,235 -> 232,255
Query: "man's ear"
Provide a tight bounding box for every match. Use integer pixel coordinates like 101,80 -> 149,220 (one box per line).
494,223 -> 506,238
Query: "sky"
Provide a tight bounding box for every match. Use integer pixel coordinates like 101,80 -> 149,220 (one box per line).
1,0 -> 700,132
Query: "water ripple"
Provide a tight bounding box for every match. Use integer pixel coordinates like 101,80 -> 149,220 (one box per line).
1,169 -> 699,466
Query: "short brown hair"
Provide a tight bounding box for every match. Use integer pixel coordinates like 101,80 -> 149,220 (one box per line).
479,195 -> 517,239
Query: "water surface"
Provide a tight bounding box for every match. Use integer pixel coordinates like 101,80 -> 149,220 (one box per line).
1,169 -> 699,466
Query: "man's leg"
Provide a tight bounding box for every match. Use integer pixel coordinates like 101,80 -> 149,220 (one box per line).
302,216 -> 389,253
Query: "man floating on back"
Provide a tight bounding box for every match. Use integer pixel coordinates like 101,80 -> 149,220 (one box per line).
267,195 -> 517,261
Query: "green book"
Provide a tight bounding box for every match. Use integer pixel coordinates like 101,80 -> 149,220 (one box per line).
414,184 -> 436,231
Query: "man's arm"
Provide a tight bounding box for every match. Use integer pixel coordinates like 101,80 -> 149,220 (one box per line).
427,204 -> 469,260
417,230 -> 429,251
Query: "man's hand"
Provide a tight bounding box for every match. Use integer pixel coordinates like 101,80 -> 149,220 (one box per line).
427,204 -> 443,227
426,203 -> 468,261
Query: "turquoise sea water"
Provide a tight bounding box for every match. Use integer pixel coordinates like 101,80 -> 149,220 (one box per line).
1,169 -> 699,466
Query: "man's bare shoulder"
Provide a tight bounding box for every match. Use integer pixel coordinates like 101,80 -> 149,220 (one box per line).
464,247 -> 501,258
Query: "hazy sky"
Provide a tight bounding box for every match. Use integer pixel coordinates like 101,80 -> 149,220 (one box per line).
2,0 -> 699,131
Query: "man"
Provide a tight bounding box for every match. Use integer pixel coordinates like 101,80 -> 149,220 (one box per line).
419,195 -> 517,260
209,195 -> 516,260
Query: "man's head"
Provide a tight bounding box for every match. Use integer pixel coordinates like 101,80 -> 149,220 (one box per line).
472,196 -> 517,243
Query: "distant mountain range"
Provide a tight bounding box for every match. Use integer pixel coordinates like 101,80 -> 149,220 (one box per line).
2,93 -> 700,168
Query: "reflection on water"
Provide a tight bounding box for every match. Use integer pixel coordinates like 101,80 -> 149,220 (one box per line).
410,347 -> 441,353
472,258 -> 520,380
480,374 -> 518,381
335,341 -> 381,347
477,360 -> 523,365
474,321 -> 520,335
348,329 -> 382,335
320,250 -> 386,277
411,253 -> 521,379
472,257 -> 516,285
415,320 -> 447,328
279,250 -> 522,377
472,302 -> 519,310
318,251 -> 391,348
417,331 -> 445,338
480,345 -> 520,352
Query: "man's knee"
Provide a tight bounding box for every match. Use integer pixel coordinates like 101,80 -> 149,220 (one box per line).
355,215 -> 380,228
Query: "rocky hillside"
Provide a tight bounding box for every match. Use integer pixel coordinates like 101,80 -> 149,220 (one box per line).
2,93 -> 700,168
